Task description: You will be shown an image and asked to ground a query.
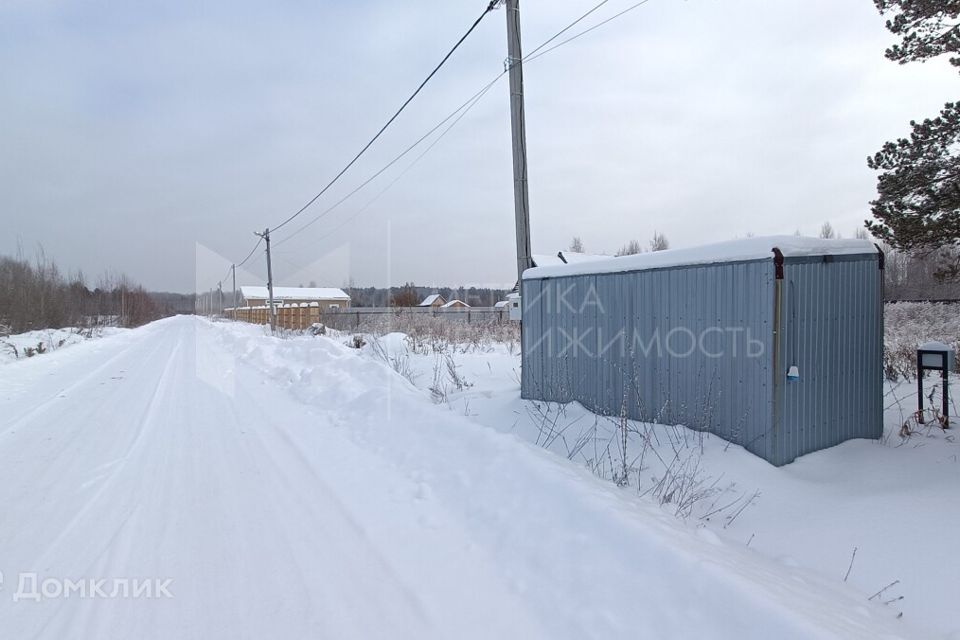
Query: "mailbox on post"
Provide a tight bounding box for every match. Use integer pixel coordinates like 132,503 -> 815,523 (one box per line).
917,341 -> 955,425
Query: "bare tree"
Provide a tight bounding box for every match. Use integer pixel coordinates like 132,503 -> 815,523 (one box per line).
649,231 -> 670,252
568,236 -> 584,253
819,221 -> 836,239
882,244 -> 960,300
616,240 -> 643,256
389,283 -> 419,307
0,250 -> 166,332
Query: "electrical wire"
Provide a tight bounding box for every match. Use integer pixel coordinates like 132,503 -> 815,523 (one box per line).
218,264 -> 233,287
221,0 -> 662,295
272,73 -> 505,248
268,0 -> 500,235
525,0 -> 654,64
236,236 -> 263,268
520,0 -> 614,62
272,0 -> 659,252
212,235 -> 262,291
281,77 -> 500,251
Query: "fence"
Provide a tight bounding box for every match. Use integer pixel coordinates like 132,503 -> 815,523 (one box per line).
225,304 -> 510,331
226,304 -> 321,330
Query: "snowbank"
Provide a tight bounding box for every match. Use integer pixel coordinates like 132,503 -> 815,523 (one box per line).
211,321 -> 913,638
0,327 -> 125,365
378,334 -> 959,638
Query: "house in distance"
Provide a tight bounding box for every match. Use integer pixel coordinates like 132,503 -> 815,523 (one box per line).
239,286 -> 351,310
418,293 -> 446,308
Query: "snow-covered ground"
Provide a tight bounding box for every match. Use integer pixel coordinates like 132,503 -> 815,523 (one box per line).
0,316 -> 925,638
366,329 -> 960,639
0,326 -> 125,365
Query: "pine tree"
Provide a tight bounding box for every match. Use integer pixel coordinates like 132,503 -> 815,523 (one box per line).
867,0 -> 960,279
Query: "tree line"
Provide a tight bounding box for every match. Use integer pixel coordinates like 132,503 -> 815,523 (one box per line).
0,251 -> 169,334
567,224 -> 960,301
350,284 -> 509,308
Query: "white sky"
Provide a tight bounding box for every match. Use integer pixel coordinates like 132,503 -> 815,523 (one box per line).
0,0 -> 956,292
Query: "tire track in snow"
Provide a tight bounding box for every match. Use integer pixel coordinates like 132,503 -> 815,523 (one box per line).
10,331 -> 182,578
0,324 -> 164,439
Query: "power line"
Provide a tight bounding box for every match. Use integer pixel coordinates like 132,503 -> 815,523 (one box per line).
211,235 -> 261,293
222,0 -> 662,291
269,0 -> 500,235
283,77 -> 501,251
236,236 -> 263,268
218,264 -> 233,287
271,0 -> 610,248
525,0 -> 654,64
521,0 -> 615,63
273,0 -> 659,252
273,73 -> 505,248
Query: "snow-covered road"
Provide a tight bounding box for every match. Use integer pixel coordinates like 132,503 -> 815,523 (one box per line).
0,317 -> 917,639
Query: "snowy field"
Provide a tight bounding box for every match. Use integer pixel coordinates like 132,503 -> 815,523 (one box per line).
0,314 -> 953,638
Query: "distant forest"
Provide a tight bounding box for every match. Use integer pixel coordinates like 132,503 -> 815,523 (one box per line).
197,284 -> 511,313
349,284 -> 510,308
3,242 -> 958,335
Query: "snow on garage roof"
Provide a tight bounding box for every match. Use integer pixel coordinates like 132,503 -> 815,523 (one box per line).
239,286 -> 350,301
523,236 -> 878,280
532,251 -> 613,267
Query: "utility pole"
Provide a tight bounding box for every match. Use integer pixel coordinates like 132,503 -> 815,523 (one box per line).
505,0 -> 533,284
256,228 -> 277,331
231,264 -> 237,321
217,281 -> 223,317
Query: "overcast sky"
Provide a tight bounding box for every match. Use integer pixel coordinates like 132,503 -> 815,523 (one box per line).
1,0 -> 955,293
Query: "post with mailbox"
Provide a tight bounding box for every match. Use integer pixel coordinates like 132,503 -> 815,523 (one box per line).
917,341 -> 955,426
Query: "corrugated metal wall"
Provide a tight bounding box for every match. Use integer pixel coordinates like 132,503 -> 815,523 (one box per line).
522,259 -> 777,461
772,255 -> 883,465
521,252 -> 883,466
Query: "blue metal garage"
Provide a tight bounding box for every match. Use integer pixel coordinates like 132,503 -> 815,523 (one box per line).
520,236 -> 884,466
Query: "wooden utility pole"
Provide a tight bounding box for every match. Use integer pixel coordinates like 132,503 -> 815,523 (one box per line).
217,281 -> 223,317
231,264 -> 237,320
505,0 -> 533,283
